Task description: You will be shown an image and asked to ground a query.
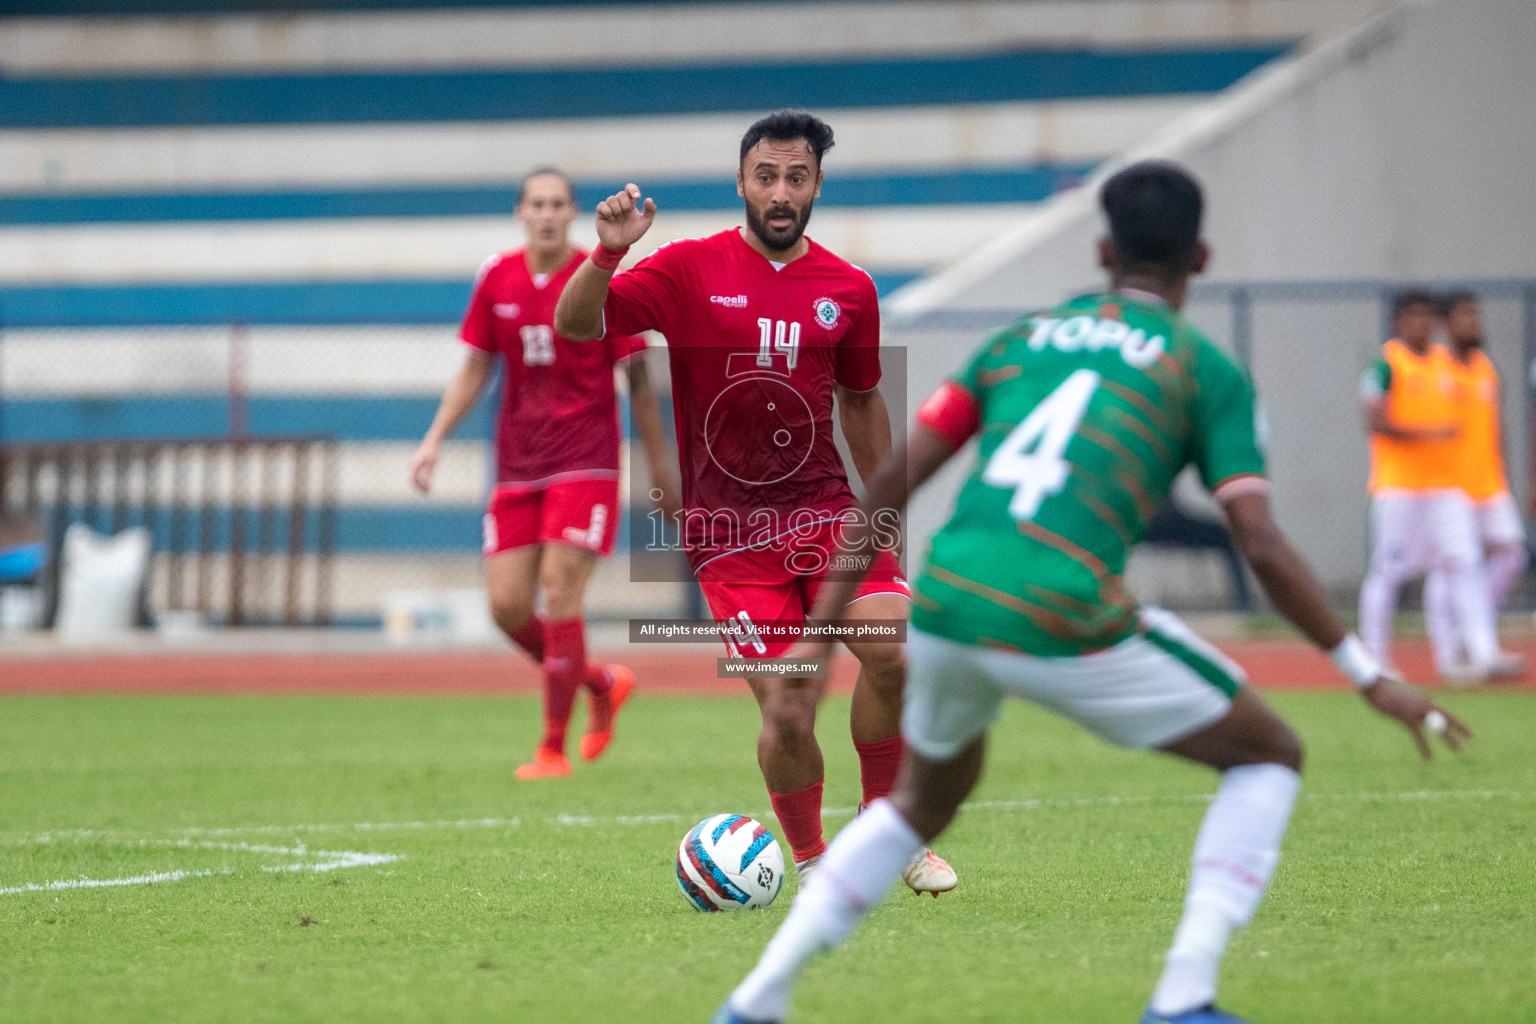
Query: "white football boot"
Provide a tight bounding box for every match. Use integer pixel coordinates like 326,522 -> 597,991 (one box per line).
901,847 -> 957,896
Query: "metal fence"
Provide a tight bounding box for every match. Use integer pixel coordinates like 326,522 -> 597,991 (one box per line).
893,277 -> 1536,607
0,436 -> 338,627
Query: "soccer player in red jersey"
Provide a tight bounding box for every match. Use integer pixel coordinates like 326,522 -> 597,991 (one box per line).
411,167 -> 679,780
555,111 -> 956,893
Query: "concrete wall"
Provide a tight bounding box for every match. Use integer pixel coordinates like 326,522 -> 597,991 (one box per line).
889,0 -> 1536,592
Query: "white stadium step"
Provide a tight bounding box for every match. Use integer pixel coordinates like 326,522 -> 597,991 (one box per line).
0,99 -> 1195,194
0,205 -> 1033,283
1,325 -> 467,395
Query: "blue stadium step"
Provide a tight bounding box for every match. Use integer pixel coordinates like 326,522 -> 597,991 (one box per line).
0,45 -> 1291,129
0,274 -> 924,328
0,164 -> 1095,226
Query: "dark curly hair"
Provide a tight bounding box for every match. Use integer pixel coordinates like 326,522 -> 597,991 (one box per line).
739,110 -> 835,166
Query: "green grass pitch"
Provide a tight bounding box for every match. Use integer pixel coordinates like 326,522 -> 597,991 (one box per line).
0,686 -> 1531,1023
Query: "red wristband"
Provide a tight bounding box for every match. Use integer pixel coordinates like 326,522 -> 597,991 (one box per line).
591,245 -> 629,271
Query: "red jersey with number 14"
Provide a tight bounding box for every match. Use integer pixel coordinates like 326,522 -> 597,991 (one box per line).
602,228 -> 882,568
461,249 -> 647,487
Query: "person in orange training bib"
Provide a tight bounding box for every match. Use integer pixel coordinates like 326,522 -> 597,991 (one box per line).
1423,291 -> 1525,682
1358,290 -> 1498,680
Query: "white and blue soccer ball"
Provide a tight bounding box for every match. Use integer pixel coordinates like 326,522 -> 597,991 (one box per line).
676,813 -> 784,911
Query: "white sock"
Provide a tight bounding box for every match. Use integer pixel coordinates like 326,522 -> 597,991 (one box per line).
1150,764 -> 1301,1016
729,799 -> 921,1021
1357,568 -> 1405,665
1486,544 -> 1527,609
1447,562 -> 1499,667
1423,571 -> 1461,673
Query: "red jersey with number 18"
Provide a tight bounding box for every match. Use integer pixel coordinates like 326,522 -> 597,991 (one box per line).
601,228 -> 882,569
461,249 -> 647,487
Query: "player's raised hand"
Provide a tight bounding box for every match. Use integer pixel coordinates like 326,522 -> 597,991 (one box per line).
1362,675 -> 1474,759
408,439 -> 439,494
595,183 -> 656,249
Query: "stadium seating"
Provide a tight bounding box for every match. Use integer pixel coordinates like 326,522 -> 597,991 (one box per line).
0,0 -> 1377,624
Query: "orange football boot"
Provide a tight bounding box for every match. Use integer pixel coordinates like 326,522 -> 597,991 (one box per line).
514,746 -> 572,780
578,664 -> 635,762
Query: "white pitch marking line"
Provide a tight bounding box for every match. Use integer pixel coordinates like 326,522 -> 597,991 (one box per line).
0,869 -> 221,895
0,838 -> 402,897
1,789 -> 1520,850
1,790 -> 1519,897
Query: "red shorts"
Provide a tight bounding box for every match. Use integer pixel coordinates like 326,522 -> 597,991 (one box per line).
697,521 -> 909,659
483,475 -> 620,558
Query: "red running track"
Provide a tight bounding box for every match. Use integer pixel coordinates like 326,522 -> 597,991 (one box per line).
0,638 -> 1528,695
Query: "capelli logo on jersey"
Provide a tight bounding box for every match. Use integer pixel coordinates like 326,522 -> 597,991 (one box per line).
493,302 -> 521,319
711,294 -> 749,309
813,298 -> 841,329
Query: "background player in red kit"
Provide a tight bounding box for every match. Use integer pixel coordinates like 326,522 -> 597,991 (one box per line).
556,111 -> 956,893
411,167 -> 678,780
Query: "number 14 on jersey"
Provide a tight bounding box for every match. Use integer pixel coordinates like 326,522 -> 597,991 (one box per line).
757,318 -> 800,372
982,369 -> 1101,520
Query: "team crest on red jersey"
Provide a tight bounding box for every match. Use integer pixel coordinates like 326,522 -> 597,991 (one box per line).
812,297 -> 841,329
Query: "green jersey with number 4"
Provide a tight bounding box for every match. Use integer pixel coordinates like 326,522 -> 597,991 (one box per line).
910,292 -> 1267,657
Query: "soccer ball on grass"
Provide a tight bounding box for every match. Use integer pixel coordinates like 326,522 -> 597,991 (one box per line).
676,814 -> 784,911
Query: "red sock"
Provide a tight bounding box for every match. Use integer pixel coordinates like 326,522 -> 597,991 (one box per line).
510,616 -> 546,662
584,663 -> 612,697
855,736 -> 905,810
538,618 -> 587,754
768,779 -> 828,864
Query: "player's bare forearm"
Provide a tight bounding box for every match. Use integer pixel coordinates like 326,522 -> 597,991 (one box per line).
553,260 -> 613,342
626,359 -> 681,515
835,384 -> 892,486
1223,491 -> 1347,651
424,349 -> 494,445
411,349 -> 493,493
1227,493 -> 1475,757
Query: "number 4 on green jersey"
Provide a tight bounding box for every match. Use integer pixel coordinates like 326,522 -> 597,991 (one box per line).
982,368 -> 1101,520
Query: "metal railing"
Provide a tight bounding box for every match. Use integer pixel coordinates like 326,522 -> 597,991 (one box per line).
0,436 -> 338,627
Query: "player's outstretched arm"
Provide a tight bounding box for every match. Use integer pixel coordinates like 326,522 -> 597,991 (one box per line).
409,348 -> 495,493
626,359 -> 681,518
1223,490 -> 1473,758
834,384 -> 892,486
553,184 -> 656,342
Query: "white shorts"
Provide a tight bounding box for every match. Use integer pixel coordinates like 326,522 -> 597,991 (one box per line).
902,608 -> 1240,762
1473,492 -> 1525,548
1368,490 -> 1480,576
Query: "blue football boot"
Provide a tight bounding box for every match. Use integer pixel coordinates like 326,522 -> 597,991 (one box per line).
1140,1005 -> 1254,1024
712,1002 -> 781,1024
